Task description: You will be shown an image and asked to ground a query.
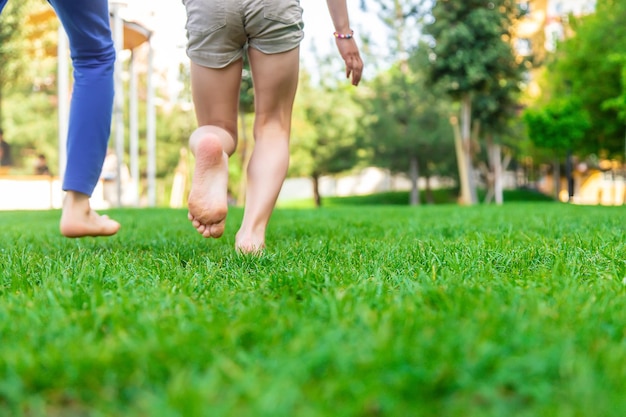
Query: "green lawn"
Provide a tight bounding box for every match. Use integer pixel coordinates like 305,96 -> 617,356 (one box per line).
1,199 -> 625,416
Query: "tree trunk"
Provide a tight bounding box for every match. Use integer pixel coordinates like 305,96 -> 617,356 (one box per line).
485,134 -> 504,205
312,174 -> 321,208
409,154 -> 420,206
553,156 -> 560,201
461,95 -> 478,205
565,149 -> 574,202
492,143 -> 504,205
451,114 -> 470,205
452,95 -> 478,205
425,175 -> 434,204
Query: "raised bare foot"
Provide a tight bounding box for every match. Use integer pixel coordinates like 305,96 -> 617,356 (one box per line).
60,192 -> 120,238
187,132 -> 229,238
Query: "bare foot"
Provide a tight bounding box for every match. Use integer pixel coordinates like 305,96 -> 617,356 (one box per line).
60,192 -> 120,238
188,132 -> 229,238
235,230 -> 266,255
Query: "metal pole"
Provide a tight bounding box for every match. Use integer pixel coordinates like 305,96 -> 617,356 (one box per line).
146,42 -> 157,207
129,51 -> 140,207
110,1 -> 126,207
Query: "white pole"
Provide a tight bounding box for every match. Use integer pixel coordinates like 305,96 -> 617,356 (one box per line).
57,26 -> 69,184
129,51 -> 140,207
146,42 -> 157,207
110,1 -> 126,207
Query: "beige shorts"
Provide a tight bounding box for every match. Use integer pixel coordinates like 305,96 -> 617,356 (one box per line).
183,0 -> 305,68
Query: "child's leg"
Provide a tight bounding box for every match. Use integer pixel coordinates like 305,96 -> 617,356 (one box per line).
236,47 -> 300,253
49,0 -> 120,237
187,61 -> 241,238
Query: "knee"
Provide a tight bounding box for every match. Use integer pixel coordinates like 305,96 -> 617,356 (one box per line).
253,118 -> 291,141
99,42 -> 116,68
72,41 -> 116,76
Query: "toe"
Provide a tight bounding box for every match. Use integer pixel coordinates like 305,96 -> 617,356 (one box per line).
210,223 -> 225,238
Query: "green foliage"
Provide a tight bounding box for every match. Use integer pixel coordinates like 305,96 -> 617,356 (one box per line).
423,0 -> 526,205
239,54 -> 254,114
0,1 -> 27,88
472,60 -> 524,140
1,90 -> 58,173
362,47 -> 456,177
602,54 -> 626,123
1,0 -> 57,131
1,203 -> 626,415
541,0 -> 626,155
290,72 -> 365,179
0,0 -> 57,89
425,0 -> 524,99
0,1 -> 67,170
523,98 -> 591,154
154,104 -> 196,177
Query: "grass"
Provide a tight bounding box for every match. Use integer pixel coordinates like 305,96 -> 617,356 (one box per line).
1,197 -> 625,416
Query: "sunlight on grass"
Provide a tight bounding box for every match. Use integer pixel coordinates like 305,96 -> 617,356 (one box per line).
1,201 -> 625,416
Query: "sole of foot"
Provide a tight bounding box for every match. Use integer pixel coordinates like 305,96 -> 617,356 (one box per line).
187,133 -> 229,238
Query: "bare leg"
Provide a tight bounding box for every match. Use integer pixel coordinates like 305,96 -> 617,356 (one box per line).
187,61 -> 240,238
59,191 -> 120,237
236,47 -> 300,253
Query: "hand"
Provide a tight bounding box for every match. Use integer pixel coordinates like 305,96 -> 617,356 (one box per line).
335,38 -> 363,86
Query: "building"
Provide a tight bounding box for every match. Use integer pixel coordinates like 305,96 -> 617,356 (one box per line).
515,0 -> 597,58
544,0 -> 597,51
514,0 -> 597,99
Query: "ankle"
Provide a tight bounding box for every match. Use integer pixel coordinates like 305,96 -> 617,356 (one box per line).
63,191 -> 91,212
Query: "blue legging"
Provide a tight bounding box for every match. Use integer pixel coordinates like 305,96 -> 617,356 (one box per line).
0,0 -> 115,196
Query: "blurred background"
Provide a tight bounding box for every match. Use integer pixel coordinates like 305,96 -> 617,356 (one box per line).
2,0 -> 624,210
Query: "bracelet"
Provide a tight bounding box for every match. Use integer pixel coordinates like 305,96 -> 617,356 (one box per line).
333,30 -> 354,40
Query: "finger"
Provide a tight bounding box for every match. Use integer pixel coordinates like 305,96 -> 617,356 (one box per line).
353,66 -> 362,85
348,65 -> 360,85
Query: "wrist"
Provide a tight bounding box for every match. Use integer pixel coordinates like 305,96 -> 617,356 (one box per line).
333,29 -> 354,39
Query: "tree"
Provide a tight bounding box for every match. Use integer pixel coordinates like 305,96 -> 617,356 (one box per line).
424,0 -> 525,205
0,1 -> 59,169
472,55 -> 525,205
601,54 -> 626,162
0,1 -> 28,129
363,46 -> 455,205
360,1 -> 451,205
523,98 -> 590,199
290,72 -> 364,207
540,0 -> 626,157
